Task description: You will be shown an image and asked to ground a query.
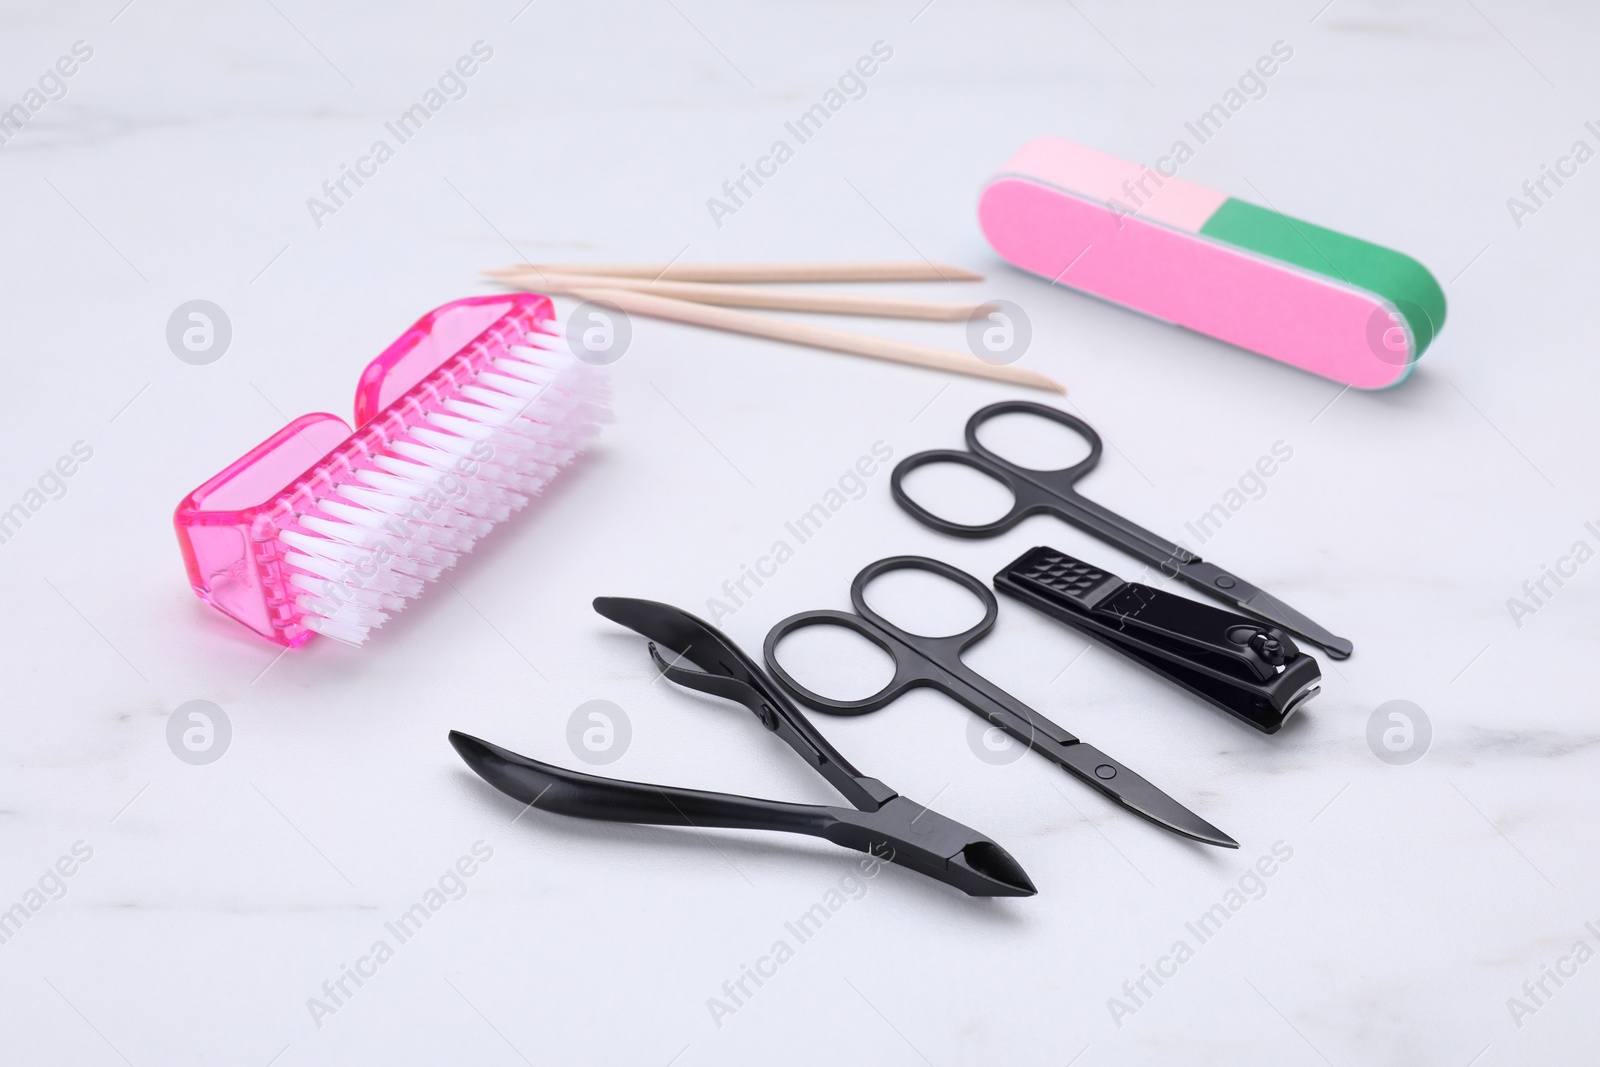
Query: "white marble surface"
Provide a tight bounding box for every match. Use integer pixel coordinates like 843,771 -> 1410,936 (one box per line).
3,1 -> 1598,1063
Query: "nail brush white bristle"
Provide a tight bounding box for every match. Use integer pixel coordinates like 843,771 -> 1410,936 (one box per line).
284,335 -> 608,645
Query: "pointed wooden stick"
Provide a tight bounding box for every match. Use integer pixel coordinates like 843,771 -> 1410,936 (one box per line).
563,286 -> 1064,394
485,260 -> 982,283
490,270 -> 996,321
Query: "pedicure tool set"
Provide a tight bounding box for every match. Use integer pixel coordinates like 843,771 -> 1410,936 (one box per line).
438,394 -> 1352,893
173,258 -> 1362,896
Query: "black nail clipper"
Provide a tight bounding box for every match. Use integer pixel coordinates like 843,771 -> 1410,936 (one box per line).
994,547 -> 1321,733
450,597 -> 1036,898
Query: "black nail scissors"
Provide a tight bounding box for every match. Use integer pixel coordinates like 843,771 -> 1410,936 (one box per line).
450,596 -> 1036,898
762,556 -> 1237,849
891,400 -> 1352,660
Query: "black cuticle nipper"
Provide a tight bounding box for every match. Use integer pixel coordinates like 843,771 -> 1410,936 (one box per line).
450,596 -> 1036,899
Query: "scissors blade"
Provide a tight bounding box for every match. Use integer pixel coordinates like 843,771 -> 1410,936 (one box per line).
1027,487 -> 1353,660
1056,743 -> 1238,849
1170,560 -> 1352,660
939,667 -> 1235,847
1232,587 -> 1353,660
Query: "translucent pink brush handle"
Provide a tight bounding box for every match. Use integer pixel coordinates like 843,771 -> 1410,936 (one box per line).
173,294 -> 556,646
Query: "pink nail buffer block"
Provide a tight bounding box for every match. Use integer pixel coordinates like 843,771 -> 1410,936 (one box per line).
978,137 -> 1446,389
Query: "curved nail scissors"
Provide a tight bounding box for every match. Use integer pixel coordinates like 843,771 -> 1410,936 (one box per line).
890,400 -> 1351,659
763,555 -> 1237,849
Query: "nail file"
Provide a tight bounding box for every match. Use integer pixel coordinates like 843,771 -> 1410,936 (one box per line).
977,136 -> 1446,389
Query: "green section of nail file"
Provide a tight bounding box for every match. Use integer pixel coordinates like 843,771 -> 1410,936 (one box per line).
1199,198 -> 1448,355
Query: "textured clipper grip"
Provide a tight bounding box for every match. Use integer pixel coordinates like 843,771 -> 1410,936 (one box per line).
1008,548 -> 1126,610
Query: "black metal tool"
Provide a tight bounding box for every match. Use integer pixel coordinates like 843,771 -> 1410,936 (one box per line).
450,597 -> 1036,899
762,555 -> 1237,849
996,546 -> 1321,733
891,400 -> 1352,660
